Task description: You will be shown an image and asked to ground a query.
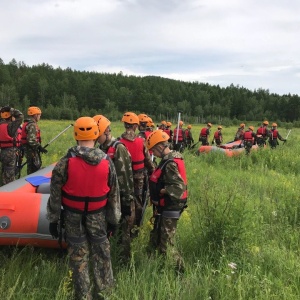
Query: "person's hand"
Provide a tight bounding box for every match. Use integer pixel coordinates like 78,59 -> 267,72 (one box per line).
49,222 -> 59,239
39,146 -> 48,154
107,223 -> 118,238
121,205 -> 131,217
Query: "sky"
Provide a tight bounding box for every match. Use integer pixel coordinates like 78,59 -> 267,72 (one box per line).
1,0 -> 300,96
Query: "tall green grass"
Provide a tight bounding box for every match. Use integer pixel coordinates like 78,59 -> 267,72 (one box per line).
1,121 -> 300,299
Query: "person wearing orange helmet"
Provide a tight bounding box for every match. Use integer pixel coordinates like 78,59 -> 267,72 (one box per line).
199,122 -> 212,146
47,117 -> 120,300
212,126 -> 223,146
146,129 -> 187,274
137,113 -> 150,139
242,126 -> 257,154
256,120 -> 270,147
119,112 -> 155,232
184,124 -> 194,149
172,120 -> 186,152
21,106 -> 47,174
268,123 -> 286,148
163,121 -> 173,146
0,105 -> 23,185
158,120 -> 167,130
93,114 -> 134,261
234,123 -> 245,141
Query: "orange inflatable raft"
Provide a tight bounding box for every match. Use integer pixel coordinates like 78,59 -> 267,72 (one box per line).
198,140 -> 262,157
0,164 -> 65,248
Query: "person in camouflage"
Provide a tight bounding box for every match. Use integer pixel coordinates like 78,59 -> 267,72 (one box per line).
268,123 -> 286,148
119,112 -> 155,234
21,106 -> 47,175
47,117 -> 121,300
146,130 -> 188,274
0,106 -> 24,186
93,114 -> 134,262
137,113 -> 150,139
234,123 -> 245,141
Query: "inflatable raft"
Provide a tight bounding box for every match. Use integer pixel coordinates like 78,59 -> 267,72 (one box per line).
198,140 -> 262,157
0,164 -> 65,248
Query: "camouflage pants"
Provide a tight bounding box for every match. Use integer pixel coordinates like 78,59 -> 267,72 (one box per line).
64,210 -> 114,300
0,147 -> 17,186
24,147 -> 41,175
244,142 -> 253,155
200,137 -> 209,146
133,172 -> 145,227
150,215 -> 184,270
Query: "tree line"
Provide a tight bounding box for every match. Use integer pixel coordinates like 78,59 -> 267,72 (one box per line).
1,58 -> 299,126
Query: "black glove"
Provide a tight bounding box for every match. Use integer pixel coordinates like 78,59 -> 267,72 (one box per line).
211,140 -> 215,145
107,223 -> 118,238
39,145 -> 48,154
121,205 -> 131,217
49,222 -> 59,239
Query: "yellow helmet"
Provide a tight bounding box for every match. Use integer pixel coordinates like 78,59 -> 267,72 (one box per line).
121,112 -> 139,124
263,120 -> 269,125
74,117 -> 99,141
93,115 -> 111,136
28,106 -> 41,115
187,125 -> 192,129
146,130 -> 170,150
272,123 -> 277,127
248,126 -> 254,131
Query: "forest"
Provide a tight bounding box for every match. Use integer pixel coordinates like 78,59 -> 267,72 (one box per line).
0,58 -> 300,125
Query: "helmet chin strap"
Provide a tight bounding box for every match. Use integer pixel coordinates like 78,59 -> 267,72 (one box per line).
157,144 -> 168,158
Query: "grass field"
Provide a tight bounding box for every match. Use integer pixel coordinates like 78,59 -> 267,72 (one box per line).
1,120 -> 300,300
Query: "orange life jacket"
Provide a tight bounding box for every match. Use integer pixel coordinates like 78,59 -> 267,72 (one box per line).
62,156 -> 110,214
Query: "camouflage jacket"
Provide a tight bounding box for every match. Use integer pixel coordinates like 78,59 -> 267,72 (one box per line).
47,146 -> 121,224
24,117 -> 41,149
100,137 -> 134,207
0,109 -> 23,138
159,151 -> 188,210
120,130 -> 155,174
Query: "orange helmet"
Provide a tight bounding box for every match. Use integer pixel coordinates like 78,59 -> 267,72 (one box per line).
121,112 -> 139,124
187,125 -> 192,129
161,120 -> 167,126
0,107 -> 11,119
263,120 -> 269,125
179,121 -> 184,126
248,126 -> 254,131
74,117 -> 99,141
207,122 -> 212,127
240,123 -> 245,128
218,126 -> 222,130
93,114 -> 111,136
138,113 -> 149,123
146,130 -> 169,149
166,121 -> 172,127
28,106 -> 41,116
272,123 -> 277,127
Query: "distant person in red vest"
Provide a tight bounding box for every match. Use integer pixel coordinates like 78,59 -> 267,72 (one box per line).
172,120 -> 186,152
234,123 -> 245,141
158,120 -> 167,130
184,125 -> 194,149
242,126 -> 257,154
256,120 -> 270,147
199,123 -> 212,145
212,126 -> 223,146
268,123 -> 286,148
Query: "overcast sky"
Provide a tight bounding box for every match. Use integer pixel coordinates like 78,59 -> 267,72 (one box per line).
1,0 -> 299,96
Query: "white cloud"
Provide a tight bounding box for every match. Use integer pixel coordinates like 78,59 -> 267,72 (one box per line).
0,0 -> 299,95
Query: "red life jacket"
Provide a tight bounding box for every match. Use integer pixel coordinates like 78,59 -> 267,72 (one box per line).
62,156 -> 110,213
21,121 -> 41,145
200,128 -> 208,137
214,131 -> 221,139
256,126 -> 266,136
149,158 -> 188,207
119,137 -> 145,171
144,131 -> 152,139
0,123 -> 16,148
271,129 -> 278,139
243,131 -> 253,142
184,129 -> 191,139
173,128 -> 184,141
15,126 -> 22,147
106,140 -> 122,161
163,129 -> 171,137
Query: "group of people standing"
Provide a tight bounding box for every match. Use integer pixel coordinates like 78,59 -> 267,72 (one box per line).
46,112 -> 188,299
0,105 -> 47,186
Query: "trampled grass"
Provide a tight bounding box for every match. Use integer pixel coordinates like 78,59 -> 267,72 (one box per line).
1,121 -> 300,299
